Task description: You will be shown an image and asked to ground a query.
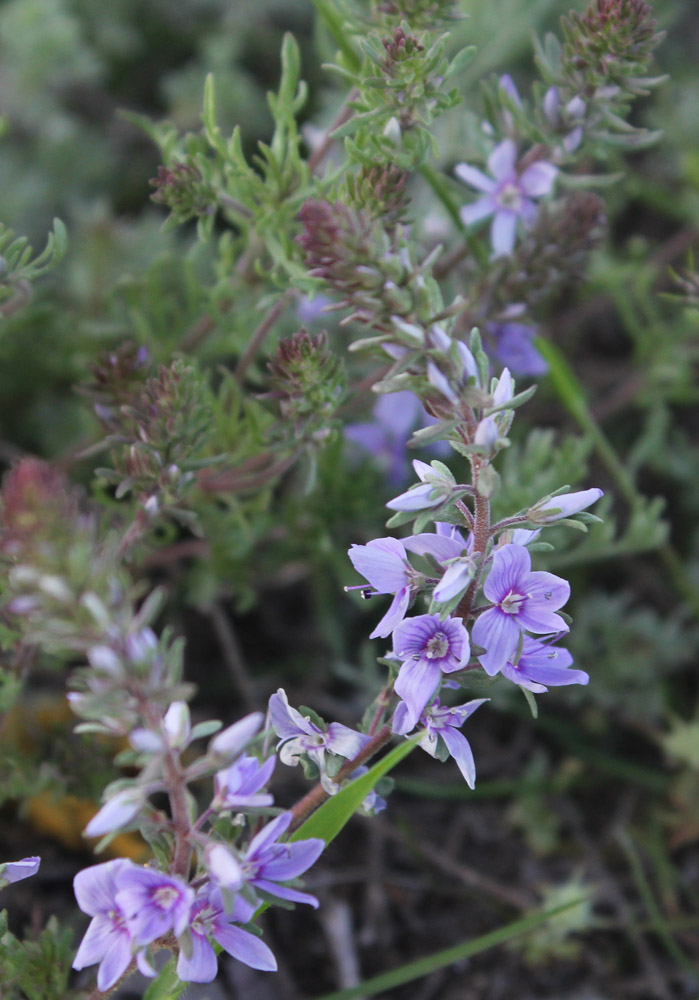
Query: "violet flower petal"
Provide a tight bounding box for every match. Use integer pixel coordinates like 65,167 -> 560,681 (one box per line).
394,657 -> 442,731
213,923 -> 278,971
454,163 -> 496,193
519,161 -> 558,197
491,210 -> 518,256
472,608 -> 520,676
369,585 -> 410,639
440,727 -> 477,788
488,139 -> 517,179
177,931 -> 218,983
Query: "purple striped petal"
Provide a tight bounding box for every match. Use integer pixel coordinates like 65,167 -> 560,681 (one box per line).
213,924 -> 278,971
348,538 -> 409,593
259,838 -> 324,881
252,877 -> 320,909
472,608 -> 520,676
394,657 -> 441,731
483,544 -> 530,602
369,586 -> 410,639
177,930 -> 218,983
440,727 -> 477,788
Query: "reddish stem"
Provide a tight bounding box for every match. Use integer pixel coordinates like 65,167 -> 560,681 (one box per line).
289,724 -> 393,832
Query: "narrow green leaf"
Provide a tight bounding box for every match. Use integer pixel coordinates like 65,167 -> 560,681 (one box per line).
290,738 -> 417,846
312,0 -> 361,73
142,957 -> 186,1000
307,899 -> 588,1000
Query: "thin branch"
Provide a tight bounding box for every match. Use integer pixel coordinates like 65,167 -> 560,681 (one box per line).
289,724 -> 394,831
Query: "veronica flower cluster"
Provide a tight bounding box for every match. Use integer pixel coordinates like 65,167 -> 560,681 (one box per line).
69,710 -> 325,991
346,336 -> 602,789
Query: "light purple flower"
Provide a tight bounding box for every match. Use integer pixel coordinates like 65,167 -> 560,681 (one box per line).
392,614 -> 471,733
472,544 -> 570,677
0,856 -> 40,886
455,139 -> 558,256
385,459 -> 452,514
485,321 -> 548,376
269,689 -> 369,792
116,867 -> 194,946
398,698 -> 488,787
529,488 -> 604,524
213,754 -> 276,811
242,811 -> 324,908
177,886 -> 276,982
73,859 -> 150,992
345,391 -> 447,486
501,635 -> 589,693
347,536 -> 421,638
404,524 -> 475,605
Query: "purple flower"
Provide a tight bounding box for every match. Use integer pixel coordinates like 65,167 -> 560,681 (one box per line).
116,867 -> 194,946
485,321 -> 548,376
501,636 -> 589,693
177,886 -> 276,982
472,544 -> 570,677
347,536 -> 421,638
455,139 -> 558,256
399,698 -> 488,787
392,614 -> 471,733
345,391 -> 429,486
242,811 -> 324,908
404,524 -> 475,605
0,856 -> 40,886
213,754 -> 276,811
269,689 -> 369,792
73,859 -> 150,992
529,488 -> 604,524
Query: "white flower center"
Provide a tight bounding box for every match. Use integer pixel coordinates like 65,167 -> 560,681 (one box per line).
424,632 -> 449,659
497,182 -> 522,211
501,590 -> 525,615
153,885 -> 179,910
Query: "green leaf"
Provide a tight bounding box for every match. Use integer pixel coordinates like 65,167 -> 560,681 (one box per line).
307,899 -> 588,1000
312,0 -> 361,73
143,957 -> 186,1000
291,738 -> 417,846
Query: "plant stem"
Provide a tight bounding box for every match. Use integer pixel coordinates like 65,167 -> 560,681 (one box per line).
289,724 -> 393,831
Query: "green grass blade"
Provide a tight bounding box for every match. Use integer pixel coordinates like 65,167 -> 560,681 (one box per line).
618,832 -> 697,980
307,898 -> 588,1000
290,738 -> 417,845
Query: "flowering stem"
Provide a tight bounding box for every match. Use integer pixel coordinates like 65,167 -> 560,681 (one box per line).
456,470 -> 491,622
367,684 -> 394,737
289,724 -> 393,831
140,700 -> 192,878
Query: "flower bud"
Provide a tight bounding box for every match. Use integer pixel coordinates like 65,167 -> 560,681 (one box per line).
85,789 -> 143,838
529,488 -> 604,524
208,711 -> 264,766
